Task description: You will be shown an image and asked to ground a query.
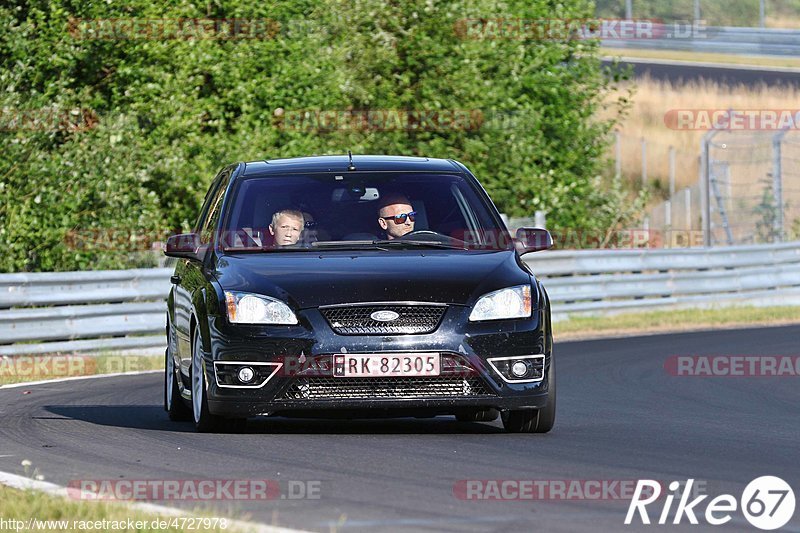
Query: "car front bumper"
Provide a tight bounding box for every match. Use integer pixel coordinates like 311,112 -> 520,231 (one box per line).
201,305 -> 552,418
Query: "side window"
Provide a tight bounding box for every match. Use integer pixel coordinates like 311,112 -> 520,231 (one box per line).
195,168 -> 232,243
194,167 -> 232,233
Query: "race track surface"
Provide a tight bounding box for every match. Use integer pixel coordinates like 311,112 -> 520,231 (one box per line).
602,59 -> 800,87
1,325 -> 798,532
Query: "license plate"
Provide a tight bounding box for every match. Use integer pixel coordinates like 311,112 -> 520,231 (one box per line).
333,354 -> 440,377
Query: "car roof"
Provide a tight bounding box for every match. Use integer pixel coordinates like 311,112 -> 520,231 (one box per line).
241,155 -> 465,176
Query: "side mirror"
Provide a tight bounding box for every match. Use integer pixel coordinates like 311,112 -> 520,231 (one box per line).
515,227 -> 553,254
165,232 -> 201,259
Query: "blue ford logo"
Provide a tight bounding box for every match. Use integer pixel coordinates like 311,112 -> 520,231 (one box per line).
370,310 -> 400,322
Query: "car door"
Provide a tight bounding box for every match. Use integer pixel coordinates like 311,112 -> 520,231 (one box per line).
173,167 -> 232,377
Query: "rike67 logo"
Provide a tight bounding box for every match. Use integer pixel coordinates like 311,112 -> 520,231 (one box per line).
626,477 -> 796,530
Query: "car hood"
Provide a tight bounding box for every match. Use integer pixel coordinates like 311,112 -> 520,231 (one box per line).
214,250 -> 531,309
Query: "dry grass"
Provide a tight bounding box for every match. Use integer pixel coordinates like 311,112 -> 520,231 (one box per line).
605,76 -> 800,195
0,484 -> 232,533
555,305 -> 800,341
0,354 -> 161,386
602,47 -> 800,68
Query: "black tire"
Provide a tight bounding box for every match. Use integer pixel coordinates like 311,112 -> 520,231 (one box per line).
191,329 -> 228,433
455,408 -> 500,422
501,355 -> 556,433
165,327 -> 191,421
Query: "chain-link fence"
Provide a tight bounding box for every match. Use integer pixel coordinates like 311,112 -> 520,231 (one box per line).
704,129 -> 800,245
646,128 -> 800,246
595,0 -> 800,28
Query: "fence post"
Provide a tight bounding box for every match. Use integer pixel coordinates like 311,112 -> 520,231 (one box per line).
772,128 -> 788,241
641,137 -> 647,188
666,146 -> 675,229
535,210 -> 547,228
684,188 -> 692,231
701,136 -> 709,246
668,146 -> 676,197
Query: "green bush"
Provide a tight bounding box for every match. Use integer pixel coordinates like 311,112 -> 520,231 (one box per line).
0,0 -> 634,272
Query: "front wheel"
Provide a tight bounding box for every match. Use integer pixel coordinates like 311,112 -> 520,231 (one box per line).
191,329 -> 229,433
165,325 -> 190,421
501,356 -> 556,433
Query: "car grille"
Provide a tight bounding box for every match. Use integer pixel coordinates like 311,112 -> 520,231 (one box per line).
279,377 -> 494,400
320,305 -> 446,335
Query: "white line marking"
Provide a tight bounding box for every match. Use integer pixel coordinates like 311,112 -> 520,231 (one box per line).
0,470 -> 309,533
0,370 -> 161,390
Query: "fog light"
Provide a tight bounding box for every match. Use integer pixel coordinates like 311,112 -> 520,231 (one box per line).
511,361 -> 528,378
238,366 -> 255,383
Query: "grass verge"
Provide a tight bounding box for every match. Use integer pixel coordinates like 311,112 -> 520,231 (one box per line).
602,47 -> 800,69
0,354 -> 162,386
0,484 -> 232,533
555,305 -> 800,341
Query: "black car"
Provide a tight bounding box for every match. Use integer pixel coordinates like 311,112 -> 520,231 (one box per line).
164,155 -> 555,433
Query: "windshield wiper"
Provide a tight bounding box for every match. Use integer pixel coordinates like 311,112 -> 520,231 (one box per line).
311,240 -> 390,251
372,239 -> 467,250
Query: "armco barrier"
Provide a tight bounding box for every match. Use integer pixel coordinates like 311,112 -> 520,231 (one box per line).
1,242 -> 799,355
528,242 -> 800,318
603,26 -> 800,57
0,269 -> 171,356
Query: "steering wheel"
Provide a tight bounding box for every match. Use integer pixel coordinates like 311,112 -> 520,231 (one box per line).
401,230 -> 444,239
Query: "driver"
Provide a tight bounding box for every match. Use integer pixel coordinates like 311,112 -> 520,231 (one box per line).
377,193 -> 416,240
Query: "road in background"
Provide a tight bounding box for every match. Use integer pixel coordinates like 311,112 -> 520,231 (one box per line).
1,326 -> 798,532
602,57 -> 800,87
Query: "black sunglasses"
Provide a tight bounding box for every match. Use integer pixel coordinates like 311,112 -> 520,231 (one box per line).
381,211 -> 416,224
304,220 -> 317,229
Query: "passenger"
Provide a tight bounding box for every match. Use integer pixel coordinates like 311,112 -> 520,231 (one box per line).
269,209 -> 304,247
377,193 -> 416,240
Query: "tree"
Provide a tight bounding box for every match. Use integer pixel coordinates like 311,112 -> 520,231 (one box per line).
0,0 -> 632,271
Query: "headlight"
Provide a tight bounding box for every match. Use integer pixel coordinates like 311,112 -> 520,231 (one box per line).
225,291 -> 298,325
469,285 -> 532,322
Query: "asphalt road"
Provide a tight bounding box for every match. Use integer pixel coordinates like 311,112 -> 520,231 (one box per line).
602,58 -> 800,87
1,325 -> 799,532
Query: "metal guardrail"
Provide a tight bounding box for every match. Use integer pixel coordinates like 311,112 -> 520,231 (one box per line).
603,26 -> 800,57
0,269 -> 171,356
530,242 -> 800,317
1,241 -> 799,355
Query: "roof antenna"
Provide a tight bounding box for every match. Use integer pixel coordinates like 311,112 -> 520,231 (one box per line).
347,150 -> 356,171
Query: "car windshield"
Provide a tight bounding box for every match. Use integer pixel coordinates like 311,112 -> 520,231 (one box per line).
218,172 -> 512,252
